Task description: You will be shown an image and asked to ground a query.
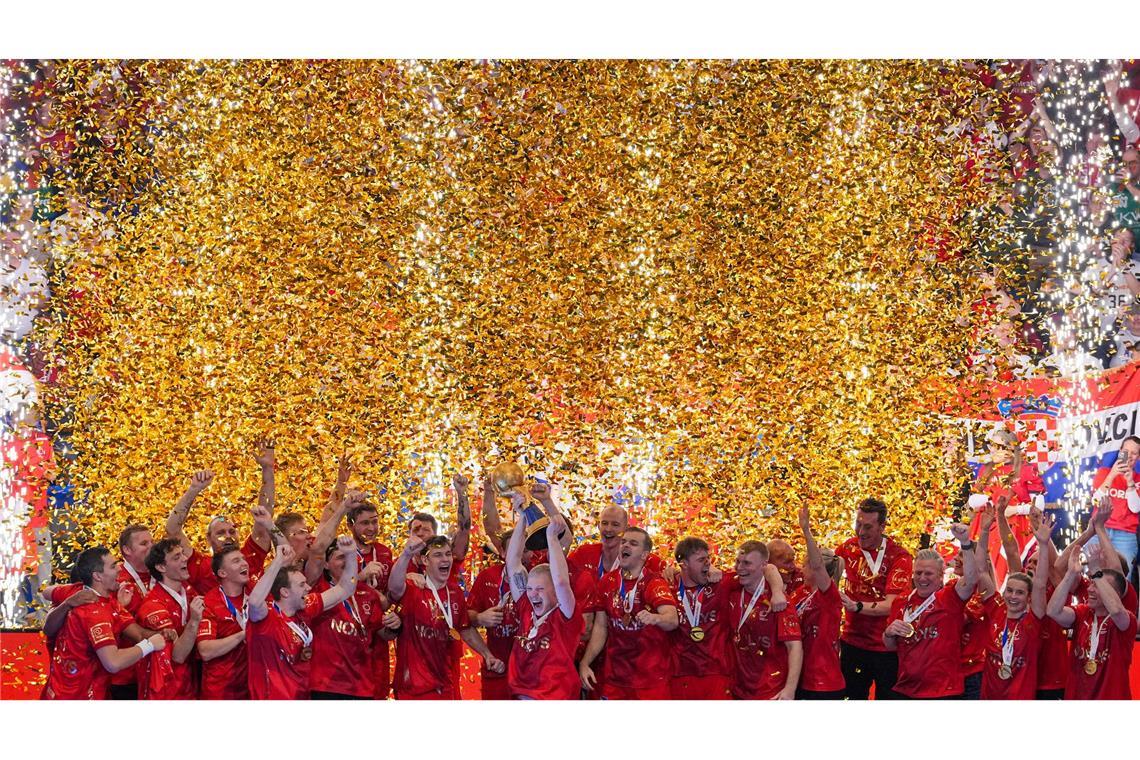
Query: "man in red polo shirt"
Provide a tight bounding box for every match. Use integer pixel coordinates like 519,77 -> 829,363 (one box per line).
196,543 -> 254,699
506,506 -> 583,700
136,538 -> 205,699
389,534 -> 504,699
669,536 -> 733,700
579,527 -> 678,700
42,547 -> 166,700
310,538 -> 398,699
246,536 -> 360,699
1047,543 -> 1138,699
835,497 -> 913,699
109,523 -> 155,699
883,523 -> 979,699
727,540 -> 802,700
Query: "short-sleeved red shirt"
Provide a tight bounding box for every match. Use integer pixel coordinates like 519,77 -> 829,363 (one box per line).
196,583 -> 255,700
112,563 -> 152,687
310,578 -> 386,697
509,594 -> 584,700
1092,467 -> 1140,533
727,581 -> 802,699
468,563 -> 520,679
247,592 -> 325,700
394,578 -> 470,699
791,581 -> 844,692
888,585 -> 968,698
1064,604 -> 1137,700
42,591 -> 132,700
670,575 -> 733,678
835,536 -> 912,651
589,569 -> 677,690
137,583 -> 199,699
980,598 -> 1042,700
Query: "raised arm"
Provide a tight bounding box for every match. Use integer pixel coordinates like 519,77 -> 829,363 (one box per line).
305,488 -> 363,583
545,514 -> 575,616
531,480 -> 573,552
1091,503 -> 1130,576
975,504 -> 997,599
1086,543 -> 1132,630
450,473 -> 472,563
1054,501 -> 1097,577
319,452 -> 352,525
1030,513 -> 1055,618
996,495 -> 1022,574
481,476 -> 504,557
1046,549 -> 1081,629
248,544 -> 295,623
387,536 -> 425,604
165,470 -> 215,554
250,439 -> 276,551
319,535 -> 359,611
798,505 -> 831,592
505,501 -> 529,604
951,522 -> 980,601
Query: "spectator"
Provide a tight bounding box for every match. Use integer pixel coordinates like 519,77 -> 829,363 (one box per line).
1111,147 -> 1140,241
1109,301 -> 1140,368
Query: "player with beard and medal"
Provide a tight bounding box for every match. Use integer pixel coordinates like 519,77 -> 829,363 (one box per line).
835,497 -> 913,700
793,505 -> 845,699
136,538 -> 205,699
505,490 -> 583,699
668,536 -> 732,699
42,547 -> 167,700
578,526 -> 678,700
727,540 -> 802,700
1047,540 -> 1137,699
389,534 -> 504,699
310,536 -> 399,699
246,536 -> 359,699
883,523 -> 979,699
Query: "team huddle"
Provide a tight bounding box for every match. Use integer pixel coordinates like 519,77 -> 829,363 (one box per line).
37,440 -> 1140,700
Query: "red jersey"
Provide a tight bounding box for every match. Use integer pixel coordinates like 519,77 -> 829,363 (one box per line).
588,569 -> 677,690
888,585 -> 967,698
467,564 -> 520,680
509,594 -> 584,700
1092,466 -> 1140,533
779,566 -> 805,598
394,578 -> 469,698
45,583 -> 83,653
196,584 -> 254,700
1037,581 -> 1069,691
357,541 -> 395,589
1065,605 -> 1137,700
980,599 -> 1042,700
957,583 -> 991,676
727,581 -> 802,699
112,563 -> 152,688
835,536 -> 912,651
186,537 -> 269,596
247,592 -> 325,699
42,591 -> 133,700
568,542 -> 664,582
136,583 -> 198,700
310,578 -> 386,697
671,576 -> 733,678
791,582 -> 844,693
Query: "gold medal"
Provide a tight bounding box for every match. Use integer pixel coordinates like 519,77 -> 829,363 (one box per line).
449,627 -> 462,641
1084,660 -> 1098,676
689,626 -> 705,642
901,622 -> 915,638
299,646 -> 313,662
997,664 -> 1012,680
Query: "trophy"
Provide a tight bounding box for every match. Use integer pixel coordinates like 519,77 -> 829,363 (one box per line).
490,462 -> 566,551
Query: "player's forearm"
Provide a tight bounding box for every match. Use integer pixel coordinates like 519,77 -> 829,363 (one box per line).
1094,576 -> 1127,619
581,614 -> 607,666
459,626 -> 492,659
1046,572 -> 1078,618
322,555 -> 358,610
958,546 -> 980,598
654,605 -> 679,632
172,625 -> 198,664
249,554 -> 287,618
258,463 -> 276,513
388,554 -> 411,602
784,641 -> 803,694
858,594 -> 897,617
198,631 -> 244,661
451,527 -> 470,563
41,602 -> 72,639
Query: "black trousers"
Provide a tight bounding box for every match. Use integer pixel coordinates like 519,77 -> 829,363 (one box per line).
109,683 -> 137,700
796,688 -> 847,700
840,642 -> 899,700
1036,688 -> 1065,700
310,690 -> 368,700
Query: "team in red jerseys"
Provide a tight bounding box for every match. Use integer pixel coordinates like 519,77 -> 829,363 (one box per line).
39,441 -> 1140,700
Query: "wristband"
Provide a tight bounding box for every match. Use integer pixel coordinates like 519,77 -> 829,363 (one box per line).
1090,570 -> 1105,580
136,639 -> 155,657
960,540 -> 976,551
855,601 -> 864,613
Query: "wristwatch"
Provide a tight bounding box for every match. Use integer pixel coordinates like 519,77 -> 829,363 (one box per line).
1090,570 -> 1105,580
855,601 -> 864,613
960,540 -> 976,551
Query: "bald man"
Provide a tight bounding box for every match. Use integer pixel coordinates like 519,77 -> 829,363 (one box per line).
766,539 -> 805,598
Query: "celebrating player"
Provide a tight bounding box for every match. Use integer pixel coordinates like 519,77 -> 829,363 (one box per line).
728,540 -> 802,700
668,536 -> 733,699
794,505 -> 845,699
136,538 -> 204,699
196,542 -> 256,699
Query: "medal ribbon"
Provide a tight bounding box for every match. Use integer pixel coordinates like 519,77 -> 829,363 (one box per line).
1000,616 -> 1018,667
597,552 -> 619,580
736,578 -> 768,632
795,589 -> 819,616
1089,613 -> 1108,663
526,605 -> 558,640
427,577 -> 454,629
223,591 -> 248,630
159,582 -> 188,625
678,579 -> 705,629
342,594 -> 363,628
123,562 -> 152,596
619,570 -> 642,614
274,603 -> 313,646
902,590 -> 938,624
861,540 -> 886,579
